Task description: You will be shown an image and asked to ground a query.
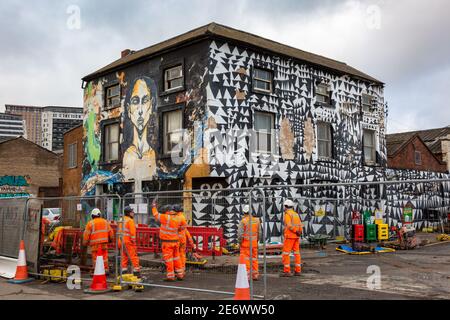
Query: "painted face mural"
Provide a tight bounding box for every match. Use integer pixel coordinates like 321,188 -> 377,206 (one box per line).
128,79 -> 152,139
122,77 -> 157,181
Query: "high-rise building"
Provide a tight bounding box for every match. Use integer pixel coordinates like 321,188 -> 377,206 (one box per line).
41,106 -> 83,151
5,105 -> 42,145
0,113 -> 27,142
5,105 -> 83,151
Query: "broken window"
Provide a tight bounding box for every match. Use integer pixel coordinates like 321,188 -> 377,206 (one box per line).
363,129 -> 376,164
253,68 -> 273,93
105,84 -> 120,110
254,111 -> 275,153
164,65 -> 183,91
317,122 -> 333,159
163,109 -> 183,154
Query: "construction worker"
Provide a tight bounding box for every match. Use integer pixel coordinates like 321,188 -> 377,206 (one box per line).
82,208 -> 114,274
281,200 -> 303,277
238,205 -> 260,281
118,206 -> 141,276
151,201 -> 186,281
173,204 -> 195,276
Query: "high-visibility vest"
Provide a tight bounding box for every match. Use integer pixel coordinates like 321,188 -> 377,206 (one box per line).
176,212 -> 192,245
152,207 -> 184,241
118,216 -> 136,244
284,209 -> 303,239
83,218 -> 112,245
241,215 -> 260,248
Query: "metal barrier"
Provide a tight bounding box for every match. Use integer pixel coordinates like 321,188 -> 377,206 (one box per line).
1,178 -> 449,299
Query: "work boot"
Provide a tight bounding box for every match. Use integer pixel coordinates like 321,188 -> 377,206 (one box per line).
252,277 -> 260,281
279,272 -> 293,277
176,277 -> 184,281
163,277 -> 176,282
294,272 -> 302,277
133,271 -> 141,278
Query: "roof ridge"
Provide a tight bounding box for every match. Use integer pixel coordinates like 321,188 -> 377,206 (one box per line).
82,22 -> 382,84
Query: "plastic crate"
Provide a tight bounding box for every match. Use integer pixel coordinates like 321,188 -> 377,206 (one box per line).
377,224 -> 389,240
365,224 -> 377,242
352,224 -> 364,242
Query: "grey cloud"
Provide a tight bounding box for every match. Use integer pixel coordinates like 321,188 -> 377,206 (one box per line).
0,0 -> 448,133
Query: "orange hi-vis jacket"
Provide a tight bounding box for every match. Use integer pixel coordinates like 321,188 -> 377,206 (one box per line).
176,212 -> 193,245
152,207 -> 186,241
284,209 -> 303,239
83,217 -> 114,246
240,215 -> 260,248
118,216 -> 136,244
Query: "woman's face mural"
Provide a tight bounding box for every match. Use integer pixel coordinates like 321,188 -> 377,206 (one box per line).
128,79 -> 153,138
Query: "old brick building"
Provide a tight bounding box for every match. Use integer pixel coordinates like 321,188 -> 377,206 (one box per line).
387,134 -> 447,173
62,124 -> 83,197
387,127 -> 450,173
0,137 -> 62,198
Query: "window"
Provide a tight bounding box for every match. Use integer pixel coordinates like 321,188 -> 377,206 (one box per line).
415,151 -> 422,165
104,123 -> 119,162
163,109 -> 183,154
253,68 -> 273,93
68,143 -> 77,168
363,130 -> 376,164
317,122 -> 333,158
315,84 -> 330,105
362,94 -> 374,112
105,84 -> 120,110
164,65 -> 183,91
254,111 -> 275,153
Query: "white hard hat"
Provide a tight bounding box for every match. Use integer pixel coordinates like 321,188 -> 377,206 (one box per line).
91,208 -> 101,218
284,200 -> 295,208
243,205 -> 250,213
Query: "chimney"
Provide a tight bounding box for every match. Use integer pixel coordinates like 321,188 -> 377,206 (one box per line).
121,49 -> 132,58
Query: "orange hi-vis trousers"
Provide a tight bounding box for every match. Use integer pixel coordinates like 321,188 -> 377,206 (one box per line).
179,242 -> 187,274
162,241 -> 183,279
91,244 -> 109,271
282,238 -> 302,273
121,242 -> 140,273
239,246 -> 259,279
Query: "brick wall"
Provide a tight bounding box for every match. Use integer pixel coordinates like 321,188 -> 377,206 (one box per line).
388,136 -> 447,173
62,125 -> 83,196
0,138 -> 62,197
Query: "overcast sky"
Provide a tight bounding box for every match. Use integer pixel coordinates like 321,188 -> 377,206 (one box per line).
0,0 -> 448,133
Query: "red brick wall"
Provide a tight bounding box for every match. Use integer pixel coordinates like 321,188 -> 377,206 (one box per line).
388,136 -> 447,172
62,126 -> 83,196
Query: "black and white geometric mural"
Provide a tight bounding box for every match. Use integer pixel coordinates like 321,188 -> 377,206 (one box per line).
189,40 -> 450,243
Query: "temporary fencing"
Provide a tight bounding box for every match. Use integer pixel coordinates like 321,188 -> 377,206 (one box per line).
1,178 -> 449,299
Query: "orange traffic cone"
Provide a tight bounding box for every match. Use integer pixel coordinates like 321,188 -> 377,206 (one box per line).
234,264 -> 250,300
8,240 -> 33,284
84,246 -> 111,294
